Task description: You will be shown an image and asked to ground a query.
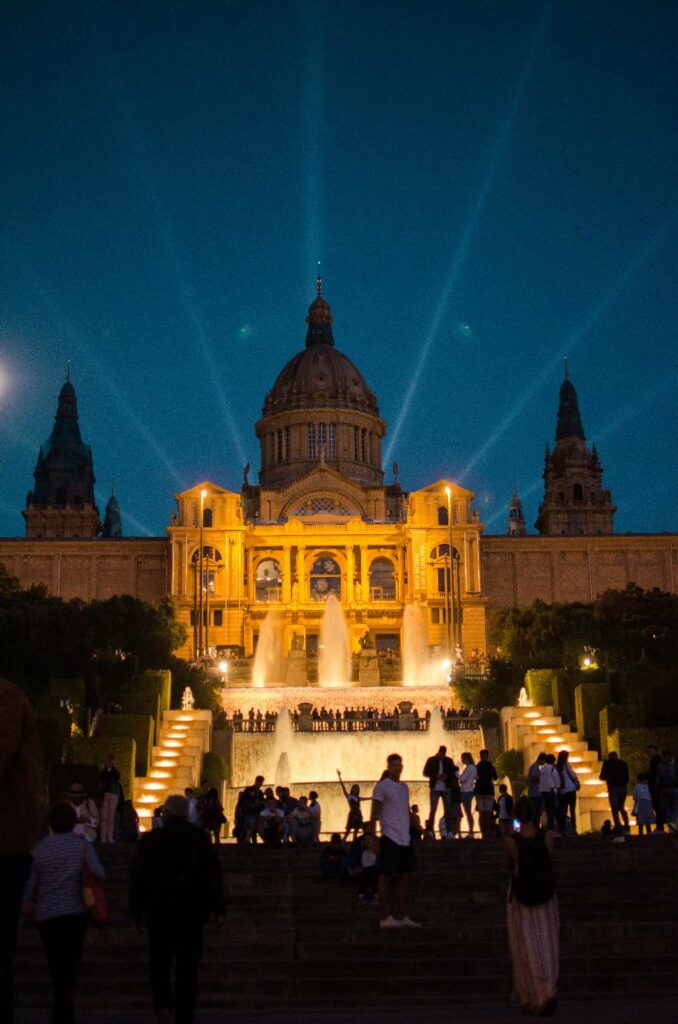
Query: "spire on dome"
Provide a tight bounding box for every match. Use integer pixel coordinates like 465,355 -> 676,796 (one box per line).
305,278 -> 334,347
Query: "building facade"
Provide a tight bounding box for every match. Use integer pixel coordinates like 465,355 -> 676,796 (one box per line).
1,284 -> 675,660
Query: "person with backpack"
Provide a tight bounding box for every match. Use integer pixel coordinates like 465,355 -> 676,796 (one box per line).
555,750 -> 580,835
129,794 -> 225,1024
505,795 -> 559,1017
527,753 -> 546,826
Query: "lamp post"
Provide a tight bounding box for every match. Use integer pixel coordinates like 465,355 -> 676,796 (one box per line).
198,488 -> 206,659
445,487 -> 454,654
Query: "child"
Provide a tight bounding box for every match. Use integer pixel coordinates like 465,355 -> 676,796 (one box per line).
497,784 -> 514,837
308,790 -> 322,844
409,804 -> 425,846
337,770 -> 369,841
633,771 -> 655,835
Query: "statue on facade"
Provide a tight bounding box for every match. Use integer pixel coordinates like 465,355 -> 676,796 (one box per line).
181,687 -> 195,711
393,462 -> 400,486
290,631 -> 304,651
354,580 -> 362,602
242,463 -> 250,487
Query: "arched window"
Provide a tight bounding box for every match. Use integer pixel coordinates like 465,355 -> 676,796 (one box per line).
202,507 -> 213,528
437,506 -> 449,525
255,558 -> 282,602
309,555 -> 341,602
369,557 -> 396,600
191,547 -> 222,594
573,483 -> 584,502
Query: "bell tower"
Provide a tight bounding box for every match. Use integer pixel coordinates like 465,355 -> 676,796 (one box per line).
535,365 -> 615,536
23,371 -> 101,539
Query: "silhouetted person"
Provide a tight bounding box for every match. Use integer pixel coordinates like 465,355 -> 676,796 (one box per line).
129,795 -> 226,1024
0,676 -> 43,1024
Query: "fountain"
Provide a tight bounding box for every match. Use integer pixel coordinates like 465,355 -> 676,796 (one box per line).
402,603 -> 447,686
318,594 -> 351,687
251,610 -> 283,688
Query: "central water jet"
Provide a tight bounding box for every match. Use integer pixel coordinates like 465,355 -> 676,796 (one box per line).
318,594 -> 350,687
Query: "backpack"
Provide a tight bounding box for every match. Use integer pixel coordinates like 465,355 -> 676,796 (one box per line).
511,833 -> 556,907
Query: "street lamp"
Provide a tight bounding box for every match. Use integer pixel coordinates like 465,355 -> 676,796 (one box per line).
445,487 -> 454,654
198,489 -> 206,659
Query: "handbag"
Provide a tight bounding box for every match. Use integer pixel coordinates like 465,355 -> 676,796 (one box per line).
82,841 -> 108,927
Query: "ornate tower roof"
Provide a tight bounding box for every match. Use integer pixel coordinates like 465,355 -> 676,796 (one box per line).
102,485 -> 123,538
555,362 -> 585,442
535,366 -> 615,537
23,372 -> 101,538
507,483 -> 526,536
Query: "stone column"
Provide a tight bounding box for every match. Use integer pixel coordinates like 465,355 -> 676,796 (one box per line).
282,544 -> 292,604
346,546 -> 355,603
359,545 -> 368,603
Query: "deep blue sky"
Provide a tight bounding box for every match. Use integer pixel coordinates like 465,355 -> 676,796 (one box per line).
1,1 -> 676,538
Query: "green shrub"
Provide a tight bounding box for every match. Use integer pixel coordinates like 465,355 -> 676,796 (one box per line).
97,714 -> 154,777
48,677 -> 86,704
48,762 -> 100,803
454,659 -> 520,712
525,669 -> 559,707
480,709 -> 500,729
201,751 -> 229,789
122,690 -> 162,742
551,672 -> 572,722
575,681 -> 612,750
71,735 -> 136,802
36,712 -> 71,765
495,749 -> 524,779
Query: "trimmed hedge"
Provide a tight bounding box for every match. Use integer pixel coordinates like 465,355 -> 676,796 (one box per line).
551,672 -> 572,722
71,735 -> 136,802
49,677 -> 86,704
97,714 -> 154,777
525,669 -> 558,707
139,669 -> 172,713
122,691 -> 162,743
575,682 -> 611,750
608,726 -> 678,791
201,751 -> 230,790
36,712 -> 71,765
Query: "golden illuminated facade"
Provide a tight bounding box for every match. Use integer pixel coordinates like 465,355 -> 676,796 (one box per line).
168,282 -> 487,660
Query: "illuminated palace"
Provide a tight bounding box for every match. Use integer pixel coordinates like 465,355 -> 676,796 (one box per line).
1,282 -> 676,662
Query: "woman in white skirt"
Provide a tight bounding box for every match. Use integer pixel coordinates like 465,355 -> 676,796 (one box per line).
505,795 -> 559,1017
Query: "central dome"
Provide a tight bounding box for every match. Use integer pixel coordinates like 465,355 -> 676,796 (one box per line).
255,281 -> 386,490
262,281 -> 379,416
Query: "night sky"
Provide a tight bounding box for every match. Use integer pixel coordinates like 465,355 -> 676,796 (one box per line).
1,1 -> 676,539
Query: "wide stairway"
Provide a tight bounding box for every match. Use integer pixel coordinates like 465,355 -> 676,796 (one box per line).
16,839 -> 678,1011
134,710 -> 212,832
501,705 -> 609,832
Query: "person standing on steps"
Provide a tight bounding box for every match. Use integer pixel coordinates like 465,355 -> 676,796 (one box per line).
129,794 -> 226,1024
599,751 -> 630,834
99,753 -> 124,843
475,750 -> 498,839
458,752 -> 478,837
422,744 -> 456,839
505,796 -> 559,1017
527,753 -> 547,827
371,753 -> 421,929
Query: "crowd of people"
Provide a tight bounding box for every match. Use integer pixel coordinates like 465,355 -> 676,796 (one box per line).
232,777 -> 322,845
3,667 -> 677,1024
218,704 -> 478,734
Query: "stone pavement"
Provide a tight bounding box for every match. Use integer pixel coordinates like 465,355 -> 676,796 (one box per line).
14,998 -> 677,1024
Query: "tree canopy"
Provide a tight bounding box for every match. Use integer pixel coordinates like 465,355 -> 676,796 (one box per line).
490,584 -> 678,676
0,563 -> 186,700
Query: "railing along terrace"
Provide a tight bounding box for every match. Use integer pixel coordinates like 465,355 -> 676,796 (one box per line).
291,714 -> 429,733
442,713 -> 481,731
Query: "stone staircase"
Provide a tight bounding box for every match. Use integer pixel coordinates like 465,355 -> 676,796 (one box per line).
134,710 -> 212,832
501,705 -> 611,832
15,840 -> 678,1012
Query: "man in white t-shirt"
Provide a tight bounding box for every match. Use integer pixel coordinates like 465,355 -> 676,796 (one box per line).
371,753 -> 421,929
